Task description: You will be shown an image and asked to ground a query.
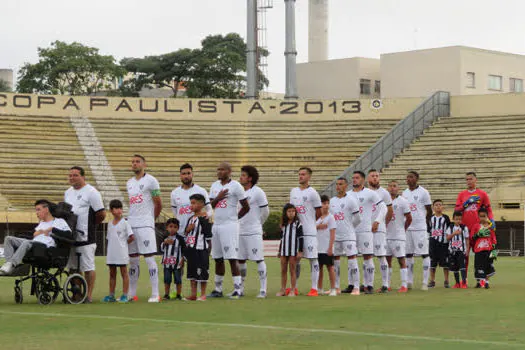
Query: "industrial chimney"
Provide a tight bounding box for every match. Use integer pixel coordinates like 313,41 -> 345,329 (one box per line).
308,0 -> 328,62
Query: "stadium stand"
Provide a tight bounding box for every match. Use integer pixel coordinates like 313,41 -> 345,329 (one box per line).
89,117 -> 400,211
380,114 -> 525,208
0,114 -> 90,210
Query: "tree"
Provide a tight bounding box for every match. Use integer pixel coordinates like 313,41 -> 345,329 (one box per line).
17,41 -> 124,95
0,79 -> 11,92
121,33 -> 269,98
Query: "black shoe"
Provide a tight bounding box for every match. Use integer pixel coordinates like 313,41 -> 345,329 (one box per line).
475,283 -> 481,288
229,291 -> 241,300
341,284 -> 354,293
207,290 -> 224,298
175,294 -> 182,300
485,283 -> 490,289
377,286 -> 389,293
162,294 -> 170,301
359,285 -> 365,293
428,281 -> 436,288
364,286 -> 374,295
444,281 -> 450,288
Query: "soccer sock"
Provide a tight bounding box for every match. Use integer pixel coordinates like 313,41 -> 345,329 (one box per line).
233,275 -> 242,294
239,262 -> 247,293
400,268 -> 408,288
214,275 -> 224,293
365,259 -> 375,287
128,256 -> 140,298
257,261 -> 267,292
406,257 -> 414,284
388,267 -> 393,288
362,262 -> 368,287
310,259 -> 319,290
334,259 -> 341,289
349,259 -> 359,288
379,257 -> 389,287
460,269 -> 467,283
454,271 -> 460,284
145,256 -> 159,298
422,257 -> 431,285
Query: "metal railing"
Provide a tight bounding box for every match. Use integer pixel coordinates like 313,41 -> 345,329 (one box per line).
323,91 -> 450,197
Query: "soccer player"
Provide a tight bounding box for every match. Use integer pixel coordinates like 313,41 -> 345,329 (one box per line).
64,166 -> 106,303
348,170 -> 387,294
385,181 -> 412,292
171,163 -> 213,235
330,177 -> 361,295
454,172 -> 494,270
161,218 -> 184,300
429,199 -> 451,288
238,165 -> 270,298
126,154 -> 163,303
446,211 -> 469,289
402,171 -> 432,290
103,199 -> 134,303
289,167 -> 322,297
367,169 -> 393,293
316,195 -> 337,296
208,162 -> 250,300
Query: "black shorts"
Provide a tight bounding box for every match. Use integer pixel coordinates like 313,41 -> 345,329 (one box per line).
163,266 -> 182,285
185,249 -> 209,282
448,251 -> 466,272
107,264 -> 127,267
474,251 -> 494,279
318,253 -> 334,266
429,240 -> 449,268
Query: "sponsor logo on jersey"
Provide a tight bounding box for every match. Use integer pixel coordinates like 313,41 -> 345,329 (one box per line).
451,240 -> 463,249
140,184 -> 144,190
130,194 -> 144,205
476,240 -> 491,250
296,205 -> 306,214
414,196 -> 419,201
178,205 -> 192,215
333,212 -> 344,221
216,199 -> 227,208
431,229 -> 443,238
302,196 -> 307,202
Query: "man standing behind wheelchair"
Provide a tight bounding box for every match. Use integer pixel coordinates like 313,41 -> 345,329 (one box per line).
64,166 -> 106,303
0,200 -> 72,275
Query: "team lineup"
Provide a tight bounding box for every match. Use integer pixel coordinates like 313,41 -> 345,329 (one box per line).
0,154 -> 498,303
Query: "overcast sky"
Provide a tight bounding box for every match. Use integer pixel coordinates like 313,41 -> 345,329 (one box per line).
2,0 -> 525,93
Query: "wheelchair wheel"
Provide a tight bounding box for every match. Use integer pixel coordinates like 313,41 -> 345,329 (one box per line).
35,275 -> 60,305
14,285 -> 23,304
63,273 -> 87,304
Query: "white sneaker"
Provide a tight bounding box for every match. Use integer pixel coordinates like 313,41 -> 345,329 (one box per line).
148,296 -> 161,303
329,289 -> 337,297
256,291 -> 267,299
0,262 -> 14,275
421,284 -> 429,291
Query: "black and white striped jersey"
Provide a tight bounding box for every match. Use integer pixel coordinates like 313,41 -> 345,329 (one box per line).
161,234 -> 185,268
447,224 -> 469,253
430,214 -> 450,243
280,221 -> 304,257
184,215 -> 212,251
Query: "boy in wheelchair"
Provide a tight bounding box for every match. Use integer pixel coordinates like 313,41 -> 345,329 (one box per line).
0,199 -> 72,275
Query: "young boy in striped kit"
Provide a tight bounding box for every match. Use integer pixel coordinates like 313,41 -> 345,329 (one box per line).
446,211 -> 469,289
428,199 -> 451,288
161,218 -> 185,300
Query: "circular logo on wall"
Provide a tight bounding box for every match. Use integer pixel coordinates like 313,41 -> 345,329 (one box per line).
371,99 -> 383,110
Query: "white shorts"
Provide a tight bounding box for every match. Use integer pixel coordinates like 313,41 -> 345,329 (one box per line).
386,239 -> 406,258
356,231 -> 373,255
238,234 -> 264,261
406,230 -> 429,256
373,232 -> 388,257
211,223 -> 239,260
67,244 -> 96,272
128,227 -> 157,255
334,240 -> 358,257
302,235 -> 318,259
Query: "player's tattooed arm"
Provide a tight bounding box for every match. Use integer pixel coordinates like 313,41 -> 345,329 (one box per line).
152,194 -> 162,219
238,198 -> 250,219
210,189 -> 228,208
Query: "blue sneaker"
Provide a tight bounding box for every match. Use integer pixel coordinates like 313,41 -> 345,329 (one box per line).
118,295 -> 129,303
102,295 -> 116,303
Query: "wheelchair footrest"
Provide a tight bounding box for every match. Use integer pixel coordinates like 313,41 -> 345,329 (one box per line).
0,264 -> 31,277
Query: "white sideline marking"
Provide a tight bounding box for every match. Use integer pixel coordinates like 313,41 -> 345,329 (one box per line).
0,310 -> 521,347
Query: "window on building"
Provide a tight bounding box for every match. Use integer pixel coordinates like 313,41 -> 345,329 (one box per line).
510,78 -> 523,93
360,79 -> 371,95
466,72 -> 475,88
374,80 -> 381,94
488,75 -> 502,91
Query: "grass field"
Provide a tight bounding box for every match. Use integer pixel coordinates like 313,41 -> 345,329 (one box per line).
0,256 -> 524,349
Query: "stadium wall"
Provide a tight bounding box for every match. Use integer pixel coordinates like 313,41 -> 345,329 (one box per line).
451,93 -> 525,117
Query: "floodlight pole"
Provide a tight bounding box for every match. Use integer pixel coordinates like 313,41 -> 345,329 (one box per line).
246,0 -> 258,99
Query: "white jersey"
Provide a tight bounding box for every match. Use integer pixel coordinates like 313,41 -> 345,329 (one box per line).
290,186 -> 322,236
34,218 -> 71,247
316,214 -> 337,254
239,185 -> 269,235
348,187 -> 383,233
330,194 -> 360,241
402,186 -> 432,231
371,187 -> 392,233
386,196 -> 411,240
127,173 -> 161,228
171,184 -> 210,234
210,179 -> 246,225
64,184 -> 104,243
106,218 -> 133,265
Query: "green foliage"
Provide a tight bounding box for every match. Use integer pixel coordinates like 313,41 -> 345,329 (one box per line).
263,211 -> 281,240
17,41 -> 124,95
0,79 -> 11,92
